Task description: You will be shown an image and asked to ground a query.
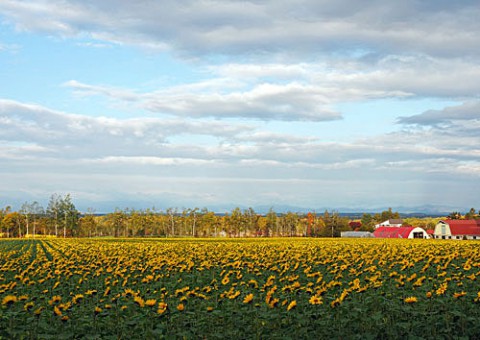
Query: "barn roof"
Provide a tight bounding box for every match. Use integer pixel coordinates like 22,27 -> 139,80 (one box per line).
440,220 -> 480,236
373,226 -> 415,238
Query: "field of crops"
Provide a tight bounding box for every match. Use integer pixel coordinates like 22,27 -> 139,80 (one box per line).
1,238 -> 480,339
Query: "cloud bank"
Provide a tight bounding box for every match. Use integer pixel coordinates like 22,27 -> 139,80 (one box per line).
0,1 -> 479,211
1,0 -> 479,58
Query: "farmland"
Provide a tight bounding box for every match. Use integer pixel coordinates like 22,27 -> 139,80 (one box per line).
1,238 -> 480,338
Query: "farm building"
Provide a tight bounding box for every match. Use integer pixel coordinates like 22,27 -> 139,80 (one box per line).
341,231 -> 374,238
374,219 -> 404,229
433,220 -> 480,240
373,226 -> 429,239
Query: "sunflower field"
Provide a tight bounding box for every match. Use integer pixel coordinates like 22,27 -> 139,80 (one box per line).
1,238 -> 480,339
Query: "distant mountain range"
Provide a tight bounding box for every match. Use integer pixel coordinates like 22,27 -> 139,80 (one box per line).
239,204 -> 451,217
70,199 -> 456,217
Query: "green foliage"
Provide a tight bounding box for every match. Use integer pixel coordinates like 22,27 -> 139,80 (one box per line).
360,213 -> 375,231
46,194 -> 79,237
374,208 -> 400,223
465,208 -> 479,220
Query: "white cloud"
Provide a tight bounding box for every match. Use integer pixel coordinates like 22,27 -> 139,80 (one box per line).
1,0 -> 479,58
0,42 -> 20,53
86,156 -> 219,167
62,53 -> 480,122
0,98 -> 255,157
65,79 -> 342,121
144,82 -> 342,121
64,80 -> 140,102
398,101 -> 480,126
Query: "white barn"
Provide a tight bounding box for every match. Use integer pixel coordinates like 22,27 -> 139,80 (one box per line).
433,220 -> 480,240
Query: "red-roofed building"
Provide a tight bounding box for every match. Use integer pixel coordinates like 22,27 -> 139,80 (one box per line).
433,220 -> 480,240
373,226 -> 429,239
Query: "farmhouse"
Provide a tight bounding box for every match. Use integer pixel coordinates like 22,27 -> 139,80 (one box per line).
433,220 -> 480,240
374,219 -> 404,229
373,226 -> 429,239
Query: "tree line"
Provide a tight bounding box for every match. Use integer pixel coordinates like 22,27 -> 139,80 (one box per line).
0,200 -> 351,238
1,194 -> 478,238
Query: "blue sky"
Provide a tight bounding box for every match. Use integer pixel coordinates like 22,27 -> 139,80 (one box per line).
0,1 -> 479,213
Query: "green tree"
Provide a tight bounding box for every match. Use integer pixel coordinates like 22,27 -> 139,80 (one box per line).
30,201 -> 44,237
46,194 -> 79,237
244,208 -> 258,236
360,213 -> 375,231
374,208 -> 400,223
448,211 -> 462,220
46,194 -> 62,236
321,210 -> 349,237
265,208 -> 277,237
79,208 -> 97,237
465,208 -> 478,220
60,194 -> 80,237
166,207 -> 177,236
313,218 -> 326,237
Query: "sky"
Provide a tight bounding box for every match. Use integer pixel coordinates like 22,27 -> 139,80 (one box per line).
0,0 -> 479,213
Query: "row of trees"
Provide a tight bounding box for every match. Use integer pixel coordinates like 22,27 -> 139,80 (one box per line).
2,195 -> 477,238
448,208 -> 479,220
0,195 -> 356,238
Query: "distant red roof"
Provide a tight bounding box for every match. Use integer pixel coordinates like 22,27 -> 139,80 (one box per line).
373,226 -> 415,238
441,220 -> 480,236
426,229 -> 434,235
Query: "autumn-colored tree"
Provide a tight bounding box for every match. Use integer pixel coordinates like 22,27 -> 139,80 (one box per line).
199,209 -> 217,236
229,207 -> 245,237
306,212 -> 314,236
3,211 -> 23,237
256,216 -> 267,237
79,211 -> 97,237
0,206 -> 11,237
